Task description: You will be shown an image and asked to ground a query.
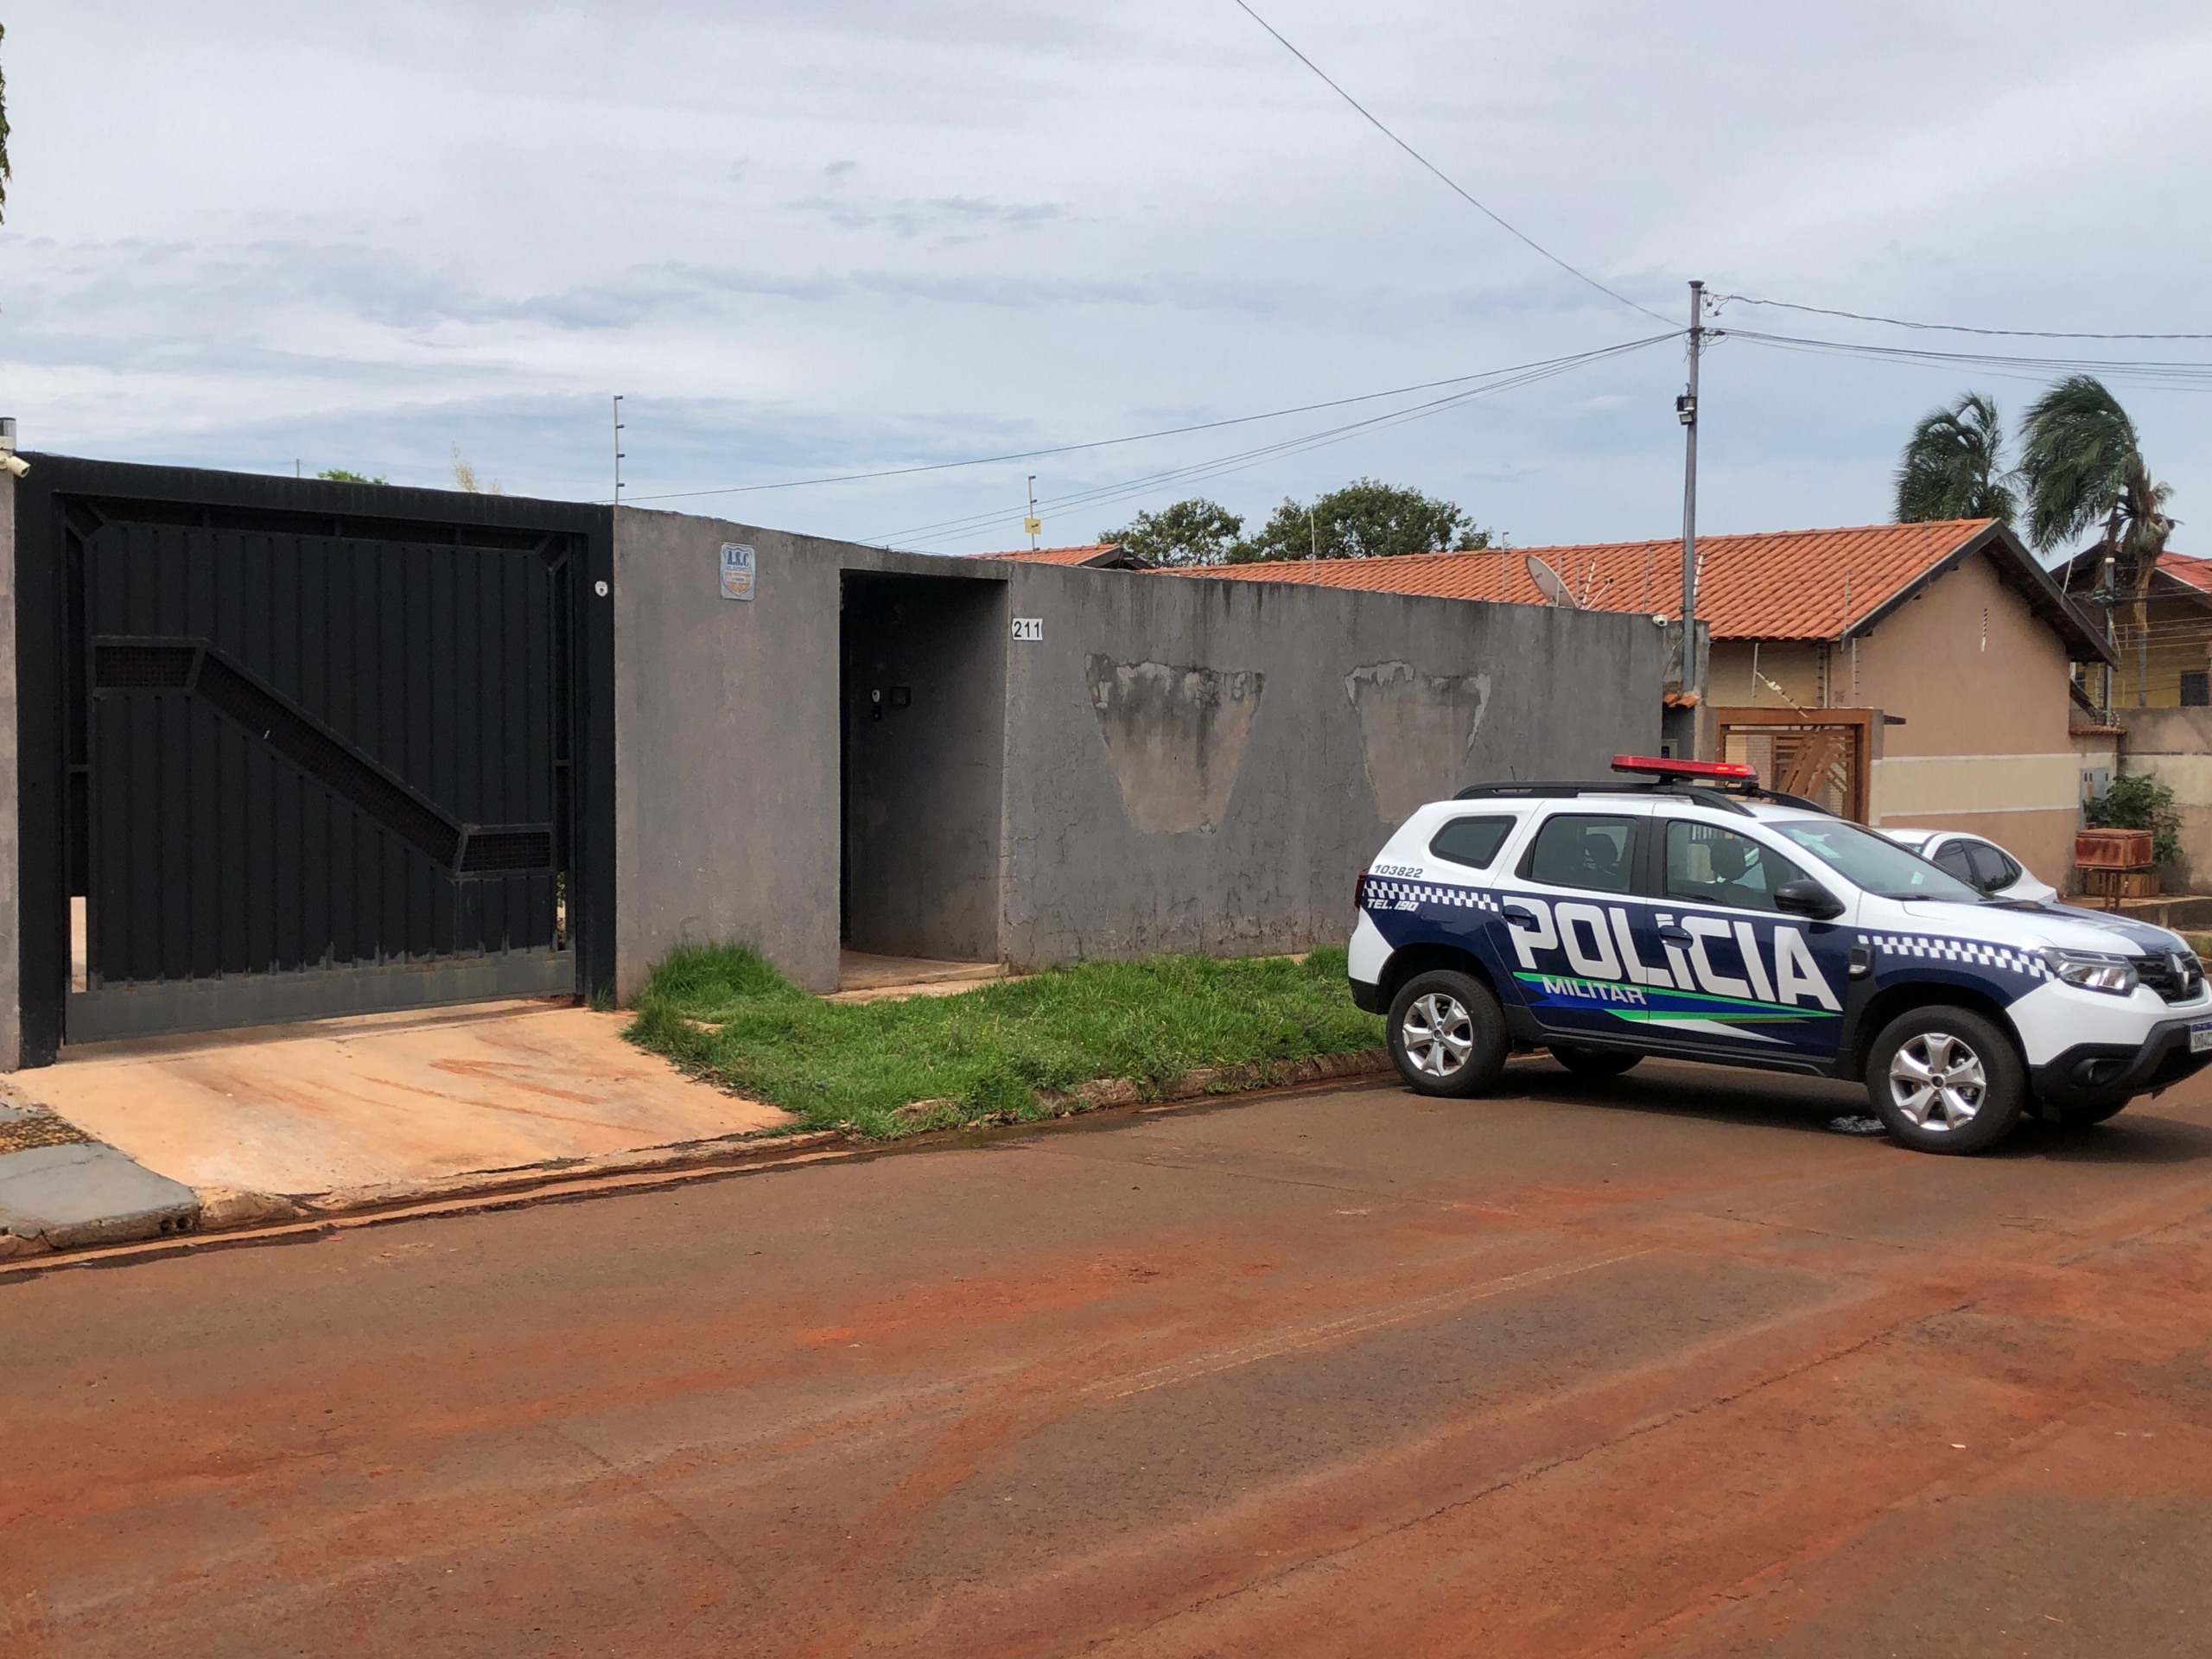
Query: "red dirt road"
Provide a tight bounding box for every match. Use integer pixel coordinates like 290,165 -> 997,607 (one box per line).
6,1058 -> 2212,1656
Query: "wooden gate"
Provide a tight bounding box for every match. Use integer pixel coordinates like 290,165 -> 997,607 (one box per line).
1713,708 -> 1872,822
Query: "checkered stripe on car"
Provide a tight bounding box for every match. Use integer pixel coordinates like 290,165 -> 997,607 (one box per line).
1365,880 -> 1499,912
1859,932 -> 2051,980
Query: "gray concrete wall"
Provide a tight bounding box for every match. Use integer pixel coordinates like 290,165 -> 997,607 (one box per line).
613,507 -> 846,996
613,505 -> 1667,995
842,574 -> 1007,961
611,512 -> 1005,996
2116,708 -> 2212,887
0,475 -> 16,1068
992,563 -> 1666,968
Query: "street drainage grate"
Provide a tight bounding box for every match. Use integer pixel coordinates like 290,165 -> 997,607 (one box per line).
0,1114 -> 95,1155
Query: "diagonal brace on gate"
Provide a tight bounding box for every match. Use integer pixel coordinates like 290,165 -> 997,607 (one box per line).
92,639 -> 554,876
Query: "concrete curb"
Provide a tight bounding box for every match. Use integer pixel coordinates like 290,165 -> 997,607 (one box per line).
197,1128 -> 851,1230
891,1046 -> 1394,1126
0,1103 -> 202,1258
0,1050 -> 1401,1278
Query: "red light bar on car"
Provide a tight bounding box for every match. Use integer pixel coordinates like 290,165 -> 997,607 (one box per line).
1611,753 -> 1758,782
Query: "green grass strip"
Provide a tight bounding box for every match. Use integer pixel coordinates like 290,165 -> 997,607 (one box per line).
623,944 -> 1384,1141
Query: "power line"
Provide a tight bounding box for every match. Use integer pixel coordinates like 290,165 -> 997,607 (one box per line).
877,334 -> 1676,550
615,338 -> 1677,511
1712,294 -> 2212,342
1229,0 -> 1673,327
1723,327 -> 2212,391
610,340 -> 1676,506
877,338 -> 1668,548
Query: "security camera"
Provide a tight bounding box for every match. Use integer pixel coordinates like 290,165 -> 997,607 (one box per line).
1,454 -> 28,479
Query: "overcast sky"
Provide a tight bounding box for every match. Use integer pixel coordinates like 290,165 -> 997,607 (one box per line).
8,2 -> 2210,554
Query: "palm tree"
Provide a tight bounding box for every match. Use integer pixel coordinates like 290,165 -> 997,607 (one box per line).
2019,375 -> 2175,706
1895,392 -> 2016,525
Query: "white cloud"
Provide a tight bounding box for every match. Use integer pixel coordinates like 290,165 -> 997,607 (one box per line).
5,0 -> 2210,548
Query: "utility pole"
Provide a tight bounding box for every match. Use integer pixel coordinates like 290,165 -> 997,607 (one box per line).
1668,279 -> 1707,757
1677,279 -> 1705,640
613,396 -> 626,507
2097,551 -> 2118,713
1026,474 -> 1040,549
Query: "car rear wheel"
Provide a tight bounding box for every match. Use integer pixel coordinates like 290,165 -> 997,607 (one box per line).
1866,1005 -> 2025,1154
1387,969 -> 1508,1099
1549,1043 -> 1642,1078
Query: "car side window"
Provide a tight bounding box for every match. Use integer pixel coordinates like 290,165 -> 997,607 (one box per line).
1523,813 -> 1637,894
1964,840 -> 2018,891
1930,841 -> 1976,885
1428,815 -> 1516,870
1664,821 -> 1806,912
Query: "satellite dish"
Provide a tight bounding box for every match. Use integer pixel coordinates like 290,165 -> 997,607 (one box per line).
1525,554 -> 1580,608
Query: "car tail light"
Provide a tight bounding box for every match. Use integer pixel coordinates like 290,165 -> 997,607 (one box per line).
1355,871 -> 1370,912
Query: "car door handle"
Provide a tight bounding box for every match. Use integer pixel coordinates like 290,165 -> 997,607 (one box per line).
1657,925 -> 1693,946
1503,904 -> 1541,928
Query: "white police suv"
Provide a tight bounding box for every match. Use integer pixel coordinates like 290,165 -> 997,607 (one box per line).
1349,755 -> 2212,1154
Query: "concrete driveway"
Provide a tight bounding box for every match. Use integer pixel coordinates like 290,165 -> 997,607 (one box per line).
4,1057 -> 2211,1656
10,999 -> 791,1205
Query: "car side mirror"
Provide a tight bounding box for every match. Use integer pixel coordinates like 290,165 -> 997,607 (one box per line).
1774,879 -> 1844,920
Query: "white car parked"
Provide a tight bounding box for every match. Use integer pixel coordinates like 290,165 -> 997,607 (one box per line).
1877,829 -> 2059,904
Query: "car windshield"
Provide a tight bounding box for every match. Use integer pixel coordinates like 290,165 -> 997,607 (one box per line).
1768,818 -> 1984,901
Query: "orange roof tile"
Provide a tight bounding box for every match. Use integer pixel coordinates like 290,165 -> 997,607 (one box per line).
968,543 -> 1129,567
2158,551 -> 2212,594
1173,520 -> 2005,639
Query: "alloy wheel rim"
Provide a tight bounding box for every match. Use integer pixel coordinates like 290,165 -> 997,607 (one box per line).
1402,993 -> 1475,1077
1887,1031 -> 1988,1132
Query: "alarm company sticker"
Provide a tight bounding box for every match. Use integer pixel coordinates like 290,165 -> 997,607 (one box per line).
719,543 -> 756,601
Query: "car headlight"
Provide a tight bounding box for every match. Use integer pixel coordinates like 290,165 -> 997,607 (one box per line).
2042,949 -> 2139,995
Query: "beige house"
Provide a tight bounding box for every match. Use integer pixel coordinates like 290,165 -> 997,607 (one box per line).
2044,550 -> 2212,886
1175,519 -> 2118,889
2052,549 -> 2212,709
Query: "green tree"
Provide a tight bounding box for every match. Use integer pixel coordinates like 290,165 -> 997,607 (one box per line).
2019,375 -> 2175,704
1099,498 -> 1243,567
315,467 -> 389,486
452,446 -> 504,494
1895,391 -> 2015,525
1225,478 -> 1493,564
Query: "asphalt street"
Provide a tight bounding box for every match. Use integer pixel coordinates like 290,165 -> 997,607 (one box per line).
5,1056 -> 2212,1657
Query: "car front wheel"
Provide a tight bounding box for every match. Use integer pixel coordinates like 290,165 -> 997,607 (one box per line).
1387,969 -> 1509,1098
1866,1005 -> 2025,1154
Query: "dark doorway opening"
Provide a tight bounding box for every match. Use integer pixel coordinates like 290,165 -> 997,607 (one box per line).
839,574 -> 1007,965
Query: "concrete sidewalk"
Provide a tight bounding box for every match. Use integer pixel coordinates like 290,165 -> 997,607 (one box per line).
5,1000 -> 795,1240
0,1100 -> 200,1255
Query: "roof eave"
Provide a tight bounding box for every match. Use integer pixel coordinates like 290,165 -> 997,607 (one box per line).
1838,521 -> 2116,667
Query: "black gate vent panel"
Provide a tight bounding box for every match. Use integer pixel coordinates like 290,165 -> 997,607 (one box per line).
94,642 -> 194,689
458,829 -> 556,875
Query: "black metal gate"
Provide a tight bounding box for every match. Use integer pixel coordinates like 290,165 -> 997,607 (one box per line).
16,460 -> 614,1056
